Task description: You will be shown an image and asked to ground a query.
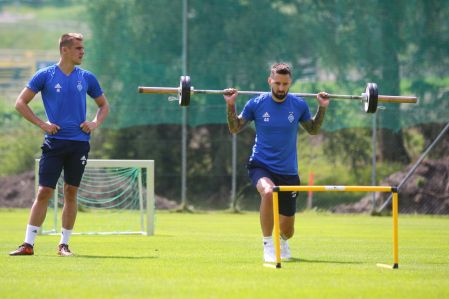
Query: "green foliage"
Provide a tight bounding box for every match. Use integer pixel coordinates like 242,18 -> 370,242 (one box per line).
0,101 -> 37,175
0,97 -> 47,176
91,125 -> 255,207
2,210 -> 449,298
2,0 -> 448,209
298,130 -> 403,186
0,127 -> 41,176
403,128 -> 425,159
0,4 -> 87,49
416,177 -> 427,188
296,131 -> 404,210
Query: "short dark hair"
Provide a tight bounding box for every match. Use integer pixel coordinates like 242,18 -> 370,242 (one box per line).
270,63 -> 292,77
59,33 -> 83,50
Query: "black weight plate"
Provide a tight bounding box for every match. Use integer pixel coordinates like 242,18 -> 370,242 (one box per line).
364,83 -> 378,113
179,76 -> 191,106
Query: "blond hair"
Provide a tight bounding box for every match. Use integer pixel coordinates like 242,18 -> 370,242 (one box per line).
59,33 -> 84,50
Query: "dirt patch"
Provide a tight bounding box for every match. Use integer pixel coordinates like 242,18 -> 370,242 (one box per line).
4,158 -> 448,214
332,158 -> 449,214
0,171 -> 35,208
0,171 -> 178,210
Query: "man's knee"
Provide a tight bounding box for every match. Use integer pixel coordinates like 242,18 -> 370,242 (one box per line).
261,189 -> 273,201
281,229 -> 294,239
64,184 -> 79,202
257,177 -> 275,198
280,216 -> 295,239
37,186 -> 54,202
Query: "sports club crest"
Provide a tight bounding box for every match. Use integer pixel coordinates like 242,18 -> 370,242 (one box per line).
288,112 -> 294,123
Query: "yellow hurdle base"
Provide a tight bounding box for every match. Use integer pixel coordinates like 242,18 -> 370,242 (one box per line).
376,263 -> 399,269
263,263 -> 282,269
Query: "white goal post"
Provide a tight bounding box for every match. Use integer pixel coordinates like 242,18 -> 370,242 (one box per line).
35,159 -> 155,236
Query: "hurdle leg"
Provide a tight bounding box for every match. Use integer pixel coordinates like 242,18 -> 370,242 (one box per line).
272,191 -> 281,268
392,192 -> 399,269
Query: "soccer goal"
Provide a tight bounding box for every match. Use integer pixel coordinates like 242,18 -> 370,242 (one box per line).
36,159 -> 155,236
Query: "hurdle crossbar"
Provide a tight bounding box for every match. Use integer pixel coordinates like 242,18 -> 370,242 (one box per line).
268,185 -> 399,270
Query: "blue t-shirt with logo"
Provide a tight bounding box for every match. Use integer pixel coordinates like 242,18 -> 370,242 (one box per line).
241,93 -> 311,175
27,64 -> 103,141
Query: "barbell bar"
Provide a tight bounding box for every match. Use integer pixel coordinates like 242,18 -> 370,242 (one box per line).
138,76 -> 418,113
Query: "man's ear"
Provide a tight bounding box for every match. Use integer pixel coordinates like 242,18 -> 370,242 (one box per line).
60,46 -> 69,55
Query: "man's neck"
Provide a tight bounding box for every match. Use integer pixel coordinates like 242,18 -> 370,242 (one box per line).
57,60 -> 76,75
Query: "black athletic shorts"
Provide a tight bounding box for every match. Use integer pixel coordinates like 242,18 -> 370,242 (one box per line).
39,137 -> 90,189
247,160 -> 300,217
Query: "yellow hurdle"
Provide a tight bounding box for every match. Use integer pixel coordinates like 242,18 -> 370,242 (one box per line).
270,185 -> 399,270
272,191 -> 282,268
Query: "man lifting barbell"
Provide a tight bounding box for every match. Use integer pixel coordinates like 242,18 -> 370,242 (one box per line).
137,64 -> 417,262
223,62 -> 329,263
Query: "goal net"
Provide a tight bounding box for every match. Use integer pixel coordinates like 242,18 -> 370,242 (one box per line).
36,159 -> 155,236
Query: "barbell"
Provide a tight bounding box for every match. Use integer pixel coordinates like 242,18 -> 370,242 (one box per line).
138,76 -> 418,113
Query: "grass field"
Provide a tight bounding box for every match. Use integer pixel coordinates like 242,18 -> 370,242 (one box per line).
1,209 -> 448,299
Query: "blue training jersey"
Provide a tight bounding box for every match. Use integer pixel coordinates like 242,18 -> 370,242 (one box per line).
241,93 -> 312,175
27,64 -> 103,141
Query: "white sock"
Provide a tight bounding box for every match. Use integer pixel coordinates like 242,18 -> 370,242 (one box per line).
59,228 -> 73,245
263,236 -> 273,246
24,224 -> 40,245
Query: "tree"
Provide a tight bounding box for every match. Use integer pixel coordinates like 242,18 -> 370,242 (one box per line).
85,0 -> 449,207
85,0 -> 312,206
377,0 -> 410,163
288,0 -> 412,163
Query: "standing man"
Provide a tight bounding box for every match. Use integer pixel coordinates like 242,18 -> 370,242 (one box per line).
223,63 -> 329,262
9,33 -> 109,256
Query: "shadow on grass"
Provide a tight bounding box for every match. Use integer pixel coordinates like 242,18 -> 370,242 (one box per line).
286,257 -> 362,265
72,254 -> 157,259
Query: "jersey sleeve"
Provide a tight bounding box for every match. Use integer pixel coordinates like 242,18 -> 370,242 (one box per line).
240,99 -> 255,121
85,72 -> 104,99
26,69 -> 47,93
298,98 -> 312,122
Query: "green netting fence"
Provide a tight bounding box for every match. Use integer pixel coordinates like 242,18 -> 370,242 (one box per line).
1,0 -> 448,213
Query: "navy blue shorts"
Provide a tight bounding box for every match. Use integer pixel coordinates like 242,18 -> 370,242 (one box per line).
247,160 -> 300,217
39,137 -> 90,189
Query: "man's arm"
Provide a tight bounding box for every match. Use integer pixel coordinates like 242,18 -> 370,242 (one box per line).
80,94 -> 110,134
300,106 -> 327,135
224,88 -> 247,134
300,91 -> 330,135
226,103 -> 247,134
15,87 -> 60,134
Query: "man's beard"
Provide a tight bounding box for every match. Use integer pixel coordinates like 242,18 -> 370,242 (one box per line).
271,88 -> 288,100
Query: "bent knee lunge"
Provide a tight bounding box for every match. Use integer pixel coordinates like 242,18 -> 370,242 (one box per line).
280,229 -> 294,240
256,177 -> 275,196
280,215 -> 295,239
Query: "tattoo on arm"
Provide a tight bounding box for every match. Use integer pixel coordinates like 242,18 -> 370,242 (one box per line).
301,106 -> 327,135
227,104 -> 246,134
